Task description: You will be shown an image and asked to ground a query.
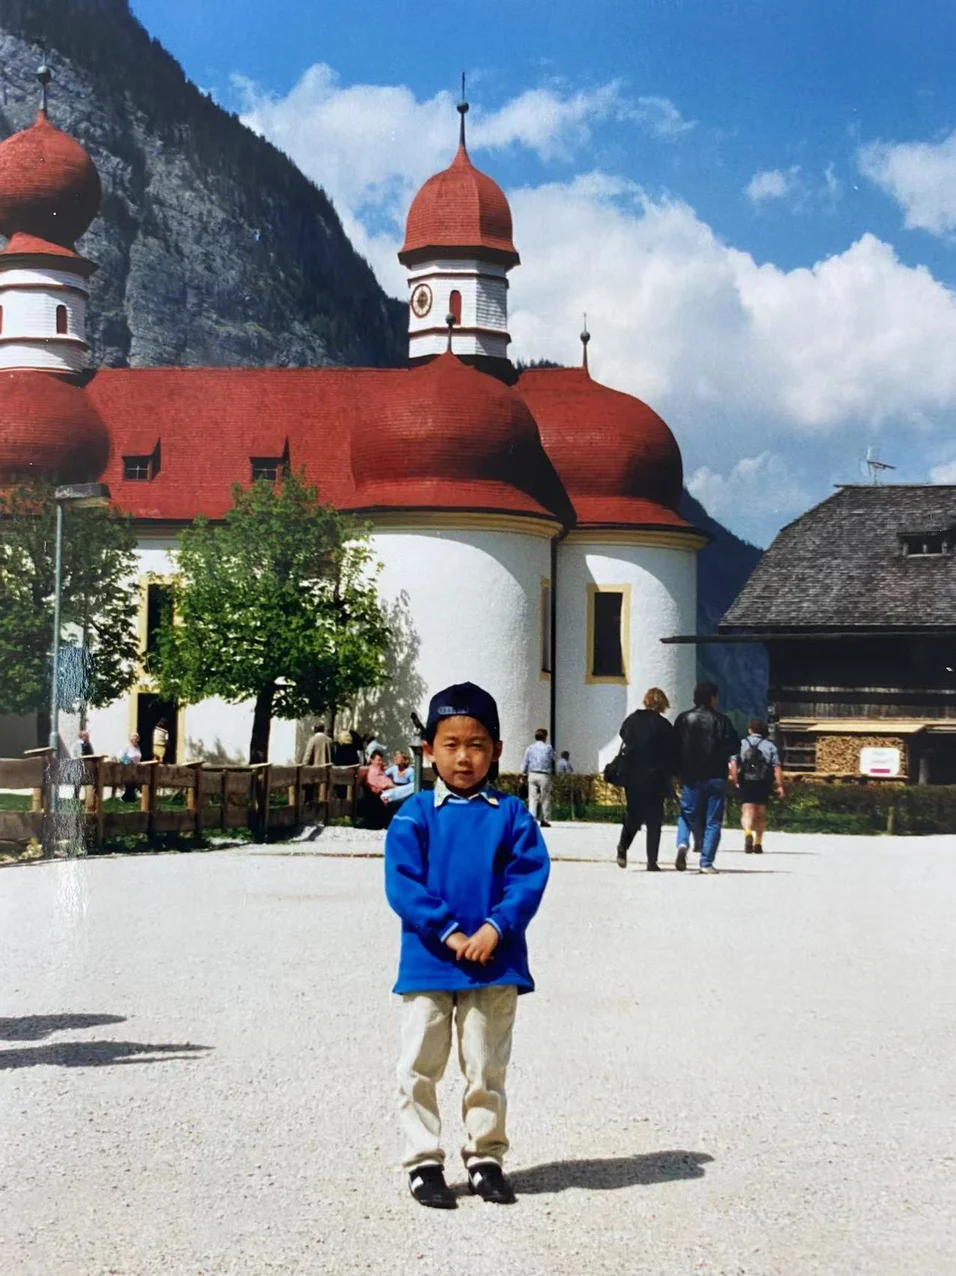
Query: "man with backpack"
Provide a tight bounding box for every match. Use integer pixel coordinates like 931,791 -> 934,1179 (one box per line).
731,718 -> 785,855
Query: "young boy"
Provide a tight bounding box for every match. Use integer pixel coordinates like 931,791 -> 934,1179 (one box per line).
384,682 -> 551,1210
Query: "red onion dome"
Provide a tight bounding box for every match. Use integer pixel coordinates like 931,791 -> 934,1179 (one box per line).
350,352 -> 568,521
399,144 -> 519,266
0,371 -> 110,484
0,111 -> 101,253
517,366 -> 689,529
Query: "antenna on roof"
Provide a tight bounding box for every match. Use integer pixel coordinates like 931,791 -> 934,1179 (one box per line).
36,50 -> 52,115
861,445 -> 895,485
580,314 -> 591,373
457,72 -> 469,148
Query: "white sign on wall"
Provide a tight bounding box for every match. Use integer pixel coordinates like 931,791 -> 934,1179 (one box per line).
860,746 -> 901,777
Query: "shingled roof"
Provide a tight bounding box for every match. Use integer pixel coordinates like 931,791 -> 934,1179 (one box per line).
721,485 -> 956,631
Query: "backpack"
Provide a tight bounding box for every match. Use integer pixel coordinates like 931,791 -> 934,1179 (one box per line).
740,738 -> 773,785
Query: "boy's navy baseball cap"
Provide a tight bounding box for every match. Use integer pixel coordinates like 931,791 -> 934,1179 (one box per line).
425,682 -> 500,742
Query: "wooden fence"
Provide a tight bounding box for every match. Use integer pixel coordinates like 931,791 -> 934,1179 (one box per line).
0,750 -> 368,851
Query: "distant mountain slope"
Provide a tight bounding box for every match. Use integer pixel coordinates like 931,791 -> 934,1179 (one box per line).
680,489 -> 767,717
0,0 -> 406,368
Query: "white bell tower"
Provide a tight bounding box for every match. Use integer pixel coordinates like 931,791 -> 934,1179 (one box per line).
399,84 -> 519,367
0,63 -> 99,375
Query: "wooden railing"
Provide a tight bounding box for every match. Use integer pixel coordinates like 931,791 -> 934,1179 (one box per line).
0,751 -> 367,850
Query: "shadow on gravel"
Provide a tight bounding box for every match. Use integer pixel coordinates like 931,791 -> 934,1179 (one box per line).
0,1040 -> 211,1070
0,1013 -> 127,1041
508,1150 -> 713,1194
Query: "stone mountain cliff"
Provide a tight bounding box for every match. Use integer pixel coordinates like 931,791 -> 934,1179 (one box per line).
0,0 -> 406,368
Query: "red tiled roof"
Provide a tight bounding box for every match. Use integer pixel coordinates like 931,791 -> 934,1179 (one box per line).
85,360 -> 566,524
0,370 -> 110,483
399,145 -> 519,266
0,111 -> 101,253
48,360 -> 691,534
516,366 -> 691,530
350,352 -> 568,521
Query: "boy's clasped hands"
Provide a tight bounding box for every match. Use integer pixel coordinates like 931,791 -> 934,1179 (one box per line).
446,923 -> 499,965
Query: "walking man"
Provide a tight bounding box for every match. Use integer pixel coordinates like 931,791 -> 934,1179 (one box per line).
673,681 -> 738,874
520,728 -> 556,828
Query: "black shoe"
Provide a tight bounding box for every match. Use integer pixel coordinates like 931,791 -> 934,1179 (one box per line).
646,862 -> 661,871
409,1165 -> 457,1209
616,847 -> 627,868
466,1161 -> 516,1204
744,833 -> 754,854
753,843 -> 763,854
675,845 -> 688,872
539,820 -> 552,828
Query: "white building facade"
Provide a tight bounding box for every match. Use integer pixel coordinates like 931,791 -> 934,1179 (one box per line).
0,92 -> 704,775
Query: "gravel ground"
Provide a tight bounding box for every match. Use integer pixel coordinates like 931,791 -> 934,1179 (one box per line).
2,827 -> 956,1276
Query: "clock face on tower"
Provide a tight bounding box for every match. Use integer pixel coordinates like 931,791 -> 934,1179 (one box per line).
411,283 -> 433,318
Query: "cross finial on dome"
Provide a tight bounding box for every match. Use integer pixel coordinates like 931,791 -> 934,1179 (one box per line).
457,72 -> 469,149
580,313 -> 591,373
36,52 -> 52,116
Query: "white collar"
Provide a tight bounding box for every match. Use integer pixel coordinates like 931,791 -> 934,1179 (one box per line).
433,777 -> 500,807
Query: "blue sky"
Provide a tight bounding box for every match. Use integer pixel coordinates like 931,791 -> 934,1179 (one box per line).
130,0 -> 956,545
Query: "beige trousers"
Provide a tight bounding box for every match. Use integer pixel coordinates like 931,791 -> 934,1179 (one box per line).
527,772 -> 552,822
397,984 -> 518,1172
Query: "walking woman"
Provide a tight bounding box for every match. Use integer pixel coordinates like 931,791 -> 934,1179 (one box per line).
615,687 -> 678,871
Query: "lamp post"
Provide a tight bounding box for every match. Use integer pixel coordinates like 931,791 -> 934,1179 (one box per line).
49,483 -> 111,816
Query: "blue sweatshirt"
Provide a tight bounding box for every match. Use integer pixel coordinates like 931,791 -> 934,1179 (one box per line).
384,783 -> 551,995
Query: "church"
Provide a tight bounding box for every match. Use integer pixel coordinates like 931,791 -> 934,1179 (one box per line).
0,83 -> 705,772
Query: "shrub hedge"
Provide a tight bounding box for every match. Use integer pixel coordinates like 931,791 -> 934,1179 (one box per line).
495,774 -> 956,836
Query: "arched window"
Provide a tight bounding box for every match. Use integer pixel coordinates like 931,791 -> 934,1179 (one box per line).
448,289 -> 462,324
56,304 -> 68,335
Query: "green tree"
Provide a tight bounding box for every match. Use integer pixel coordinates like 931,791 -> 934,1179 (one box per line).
155,472 -> 390,763
0,481 -> 141,748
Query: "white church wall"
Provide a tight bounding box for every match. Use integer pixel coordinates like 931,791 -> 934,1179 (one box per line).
366,522 -> 552,770
80,538 -> 299,766
86,698 -> 130,760
554,538 -> 698,771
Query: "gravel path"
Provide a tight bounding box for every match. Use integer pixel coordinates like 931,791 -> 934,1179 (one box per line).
2,830 -> 956,1275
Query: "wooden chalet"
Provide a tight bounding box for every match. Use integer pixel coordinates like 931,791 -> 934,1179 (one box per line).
719,485 -> 956,784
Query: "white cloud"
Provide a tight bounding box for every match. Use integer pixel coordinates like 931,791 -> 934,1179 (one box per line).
507,176 -> 956,434
688,454 -> 810,525
235,64 -> 956,541
628,96 -> 696,140
745,167 -> 799,203
469,83 -> 622,159
234,67 -> 637,292
857,131 -> 956,235
929,459 -> 956,483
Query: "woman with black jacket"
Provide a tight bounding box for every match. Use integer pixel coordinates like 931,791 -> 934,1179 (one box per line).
615,687 -> 678,871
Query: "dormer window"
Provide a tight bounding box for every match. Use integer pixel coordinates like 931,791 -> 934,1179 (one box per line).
901,531 -> 952,557
123,455 -> 154,482
251,457 -> 285,483
122,438 -> 160,482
